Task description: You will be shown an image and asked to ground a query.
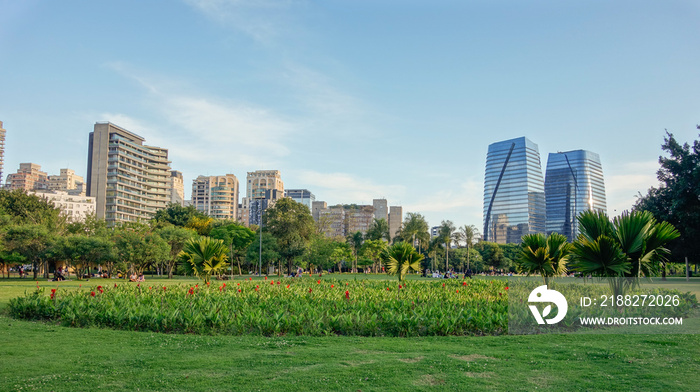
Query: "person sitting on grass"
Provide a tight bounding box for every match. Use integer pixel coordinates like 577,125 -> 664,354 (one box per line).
137,274 -> 145,282
129,273 -> 138,282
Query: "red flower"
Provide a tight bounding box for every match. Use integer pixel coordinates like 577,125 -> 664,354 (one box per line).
317,280 -> 321,284
50,293 -> 55,299
91,291 -> 95,297
277,281 -> 280,285
196,284 -> 199,288
149,287 -> 152,290
238,289 -> 241,292
386,287 -> 390,291
286,285 -> 290,288
270,282 -> 274,285
114,284 -> 117,288
462,282 -> 466,286
255,288 -> 258,291
265,276 -> 268,280
249,277 -> 252,281
456,289 -> 459,293
499,292 -> 502,296
309,288 -> 313,293
97,286 -> 102,290
137,283 -> 140,287
346,283 -> 348,286
189,287 -> 195,295
51,289 -> 56,294
345,291 -> 350,299
256,285 -> 259,288
442,283 -> 445,287
505,286 -> 509,290
331,284 -> 334,288
398,285 -> 402,289
207,282 -> 210,286
163,287 -> 167,291
237,283 -> 240,286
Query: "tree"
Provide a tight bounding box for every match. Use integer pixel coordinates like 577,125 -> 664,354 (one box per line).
360,239 -> 388,272
157,226 -> 197,278
210,222 -> 255,277
263,198 -> 315,276
438,220 -> 456,272
516,233 -> 571,287
458,224 -> 480,271
302,235 -> 340,272
152,204 -> 207,227
383,242 -> 424,282
0,251 -> 25,278
347,231 -> 364,273
330,242 -> 352,272
475,241 -> 505,271
365,218 -> 390,242
634,129 -> 700,267
570,210 -> 679,296
178,237 -> 229,283
59,235 -> 114,280
397,212 -> 429,251
4,224 -> 53,280
186,215 -> 214,236
0,189 -> 64,226
246,232 -> 280,275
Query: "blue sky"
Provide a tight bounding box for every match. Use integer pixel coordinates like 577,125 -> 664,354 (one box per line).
1,0 -> 699,229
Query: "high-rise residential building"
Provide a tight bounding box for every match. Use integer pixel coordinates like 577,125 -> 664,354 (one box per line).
346,205 -> 375,234
318,205 -> 346,238
87,122 -> 171,225
31,190 -> 96,222
373,199 -> 388,222
388,206 -> 403,241
0,121 -> 5,184
483,137 -> 545,244
48,168 -> 85,195
245,170 -> 284,226
545,150 -> 607,241
168,170 -> 185,206
311,201 -> 327,222
7,163 -> 49,191
285,189 -> 315,211
192,174 -> 239,220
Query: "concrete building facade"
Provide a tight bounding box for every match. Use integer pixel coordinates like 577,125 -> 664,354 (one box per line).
7,163 -> 49,191
389,206 -> 403,241
31,190 -> 96,222
48,168 -> 85,195
244,170 -> 284,226
192,174 -> 239,220
373,199 -> 388,222
169,170 -> 185,206
0,121 -> 5,184
87,122 -> 171,225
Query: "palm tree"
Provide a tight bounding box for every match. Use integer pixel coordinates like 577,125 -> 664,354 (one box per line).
517,233 -> 571,287
570,210 -> 680,296
365,218 -> 390,242
177,237 -> 229,284
438,220 -> 456,272
383,242 -> 424,282
347,231 -> 364,273
398,212 -> 430,252
458,224 -> 480,272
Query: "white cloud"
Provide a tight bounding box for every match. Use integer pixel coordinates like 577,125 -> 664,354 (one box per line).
605,160 -> 660,215
183,0 -> 305,44
297,170 -> 407,205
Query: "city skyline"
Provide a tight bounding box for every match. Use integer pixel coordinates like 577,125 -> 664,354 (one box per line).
2,1 -> 699,229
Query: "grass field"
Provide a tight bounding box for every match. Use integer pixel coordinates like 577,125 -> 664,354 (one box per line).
1,275 -> 699,391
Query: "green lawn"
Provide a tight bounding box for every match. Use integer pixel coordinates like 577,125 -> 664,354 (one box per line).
1,276 -> 699,391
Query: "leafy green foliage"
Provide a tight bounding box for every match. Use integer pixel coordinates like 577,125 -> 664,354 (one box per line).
263,198 -> 315,275
210,222 -> 255,276
4,224 -> 53,280
246,232 -> 280,275
152,204 -> 207,227
384,242 -> 424,282
516,233 -> 571,286
365,218 -> 390,241
156,226 -> 198,278
178,237 -> 229,283
634,129 -> 700,263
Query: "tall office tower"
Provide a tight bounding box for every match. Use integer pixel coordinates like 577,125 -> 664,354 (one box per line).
246,170 -> 284,226
0,121 -> 5,184
87,122 -> 171,225
7,163 -> 49,191
192,174 -> 239,220
168,170 -> 185,206
373,199 -> 388,222
545,150 -> 607,241
285,189 -> 315,211
483,137 -> 545,244
48,168 -> 85,195
388,206 -> 403,241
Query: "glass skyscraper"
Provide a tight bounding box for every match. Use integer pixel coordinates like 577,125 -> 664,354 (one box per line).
483,137 -> 546,244
544,150 -> 607,241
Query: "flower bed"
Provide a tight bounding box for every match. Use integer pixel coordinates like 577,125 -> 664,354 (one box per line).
8,279 -> 508,337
